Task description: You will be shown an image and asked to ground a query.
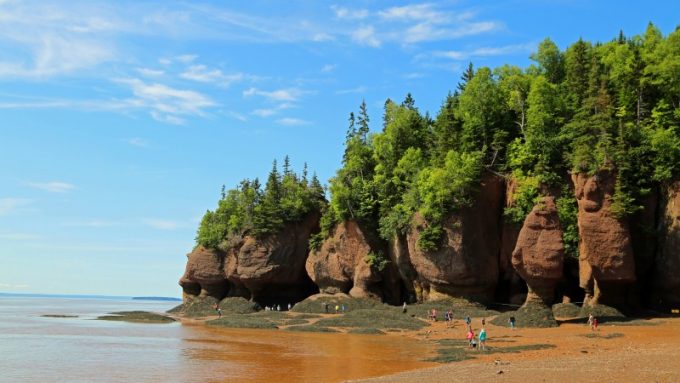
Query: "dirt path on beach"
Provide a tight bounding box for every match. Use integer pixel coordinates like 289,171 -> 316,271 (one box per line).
350,317 -> 680,383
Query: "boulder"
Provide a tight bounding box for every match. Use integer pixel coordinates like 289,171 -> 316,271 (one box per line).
402,173 -> 504,302
572,171 -> 636,308
653,180 -> 680,308
512,196 -> 564,306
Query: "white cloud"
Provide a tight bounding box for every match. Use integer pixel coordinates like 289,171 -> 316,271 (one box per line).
331,5 -> 369,20
434,43 -> 534,61
128,137 -> 148,147
352,26 -> 381,47
312,33 -> 334,42
175,54 -> 197,63
0,198 -> 32,215
276,117 -> 311,126
61,220 -> 123,228
118,78 -> 215,124
0,35 -> 113,78
143,218 -> 182,230
243,87 -> 308,102
404,72 -> 424,79
225,110 -> 247,122
251,102 -> 294,117
378,4 -> 445,23
179,64 -> 246,87
335,86 -> 367,95
136,67 -> 164,77
28,181 -> 75,193
321,64 -> 336,73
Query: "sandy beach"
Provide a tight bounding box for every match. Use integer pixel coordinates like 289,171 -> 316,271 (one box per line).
350,316 -> 680,383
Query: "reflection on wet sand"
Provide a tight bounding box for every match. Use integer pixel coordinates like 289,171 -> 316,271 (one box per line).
179,323 -> 435,383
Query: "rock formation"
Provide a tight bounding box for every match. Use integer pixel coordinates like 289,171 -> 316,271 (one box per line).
305,220 -> 394,300
572,171 -> 636,309
512,196 -> 564,306
179,212 -> 320,306
653,180 -> 680,308
397,173 -> 504,302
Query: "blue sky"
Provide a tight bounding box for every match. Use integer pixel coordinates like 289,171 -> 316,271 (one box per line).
1,0 -> 678,297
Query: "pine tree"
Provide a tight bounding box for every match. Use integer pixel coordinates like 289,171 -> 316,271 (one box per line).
457,62 -> 474,93
357,100 -> 370,140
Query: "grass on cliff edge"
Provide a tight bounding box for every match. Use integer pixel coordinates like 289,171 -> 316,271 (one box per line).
97,311 -> 176,324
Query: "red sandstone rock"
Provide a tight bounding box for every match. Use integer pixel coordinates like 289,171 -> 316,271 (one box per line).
179,246 -> 229,299
305,220 -> 383,299
654,180 -> 680,307
572,171 -> 636,307
511,196 -> 564,305
401,173 -> 503,302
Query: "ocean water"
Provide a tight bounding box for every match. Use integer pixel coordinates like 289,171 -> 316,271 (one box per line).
0,296 -> 432,383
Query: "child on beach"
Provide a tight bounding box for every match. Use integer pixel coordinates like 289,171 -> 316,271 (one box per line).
467,329 -> 475,348
478,328 -> 487,351
509,316 -> 516,330
592,316 -> 599,331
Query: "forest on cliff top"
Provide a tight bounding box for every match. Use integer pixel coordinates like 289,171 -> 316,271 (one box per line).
196,23 -> 680,257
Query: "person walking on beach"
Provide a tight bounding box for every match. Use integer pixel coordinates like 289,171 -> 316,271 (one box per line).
467,328 -> 475,348
509,316 -> 516,330
213,303 -> 222,318
465,315 -> 471,327
478,328 -> 487,351
591,316 -> 599,331
481,318 -> 486,327
587,313 -> 594,327
403,302 -> 408,314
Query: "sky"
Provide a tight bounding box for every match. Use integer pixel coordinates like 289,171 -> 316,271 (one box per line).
1,0 -> 678,297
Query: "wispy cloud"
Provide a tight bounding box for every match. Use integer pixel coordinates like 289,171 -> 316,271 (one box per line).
28,181 -> 75,193
321,64 -> 336,73
331,5 -> 369,20
136,67 -> 164,77
61,220 -> 123,228
142,218 -> 183,230
117,78 -> 215,124
434,43 -> 535,60
335,86 -> 367,95
128,137 -> 149,147
0,198 -> 32,215
243,87 -> 309,102
276,117 -> 311,126
179,64 -> 248,87
251,102 -> 294,117
352,26 -> 381,47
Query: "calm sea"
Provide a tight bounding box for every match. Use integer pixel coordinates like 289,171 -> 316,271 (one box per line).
0,296 -> 432,383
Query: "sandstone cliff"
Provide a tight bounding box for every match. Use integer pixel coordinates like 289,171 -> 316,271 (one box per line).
572,171 -> 636,308
653,180 -> 680,308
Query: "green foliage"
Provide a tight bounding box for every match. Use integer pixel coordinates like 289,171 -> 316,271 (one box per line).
555,187 -> 579,259
364,251 -> 389,272
417,225 -> 443,252
196,158 -> 325,249
504,174 -> 540,224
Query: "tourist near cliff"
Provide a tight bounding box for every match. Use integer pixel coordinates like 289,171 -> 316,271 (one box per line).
177,24 -> 680,323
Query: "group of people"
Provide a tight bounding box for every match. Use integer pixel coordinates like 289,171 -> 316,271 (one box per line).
263,303 -> 292,312
464,316 -> 488,350
322,302 -> 346,314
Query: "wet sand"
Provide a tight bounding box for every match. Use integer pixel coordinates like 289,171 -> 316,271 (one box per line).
350,316 -> 680,383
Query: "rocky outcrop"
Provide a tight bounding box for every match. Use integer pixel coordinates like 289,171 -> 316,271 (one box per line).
498,177 -> 527,305
653,180 -> 680,308
305,220 -> 391,300
179,212 -> 320,306
512,196 -> 564,306
398,173 -> 504,302
572,171 -> 636,308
